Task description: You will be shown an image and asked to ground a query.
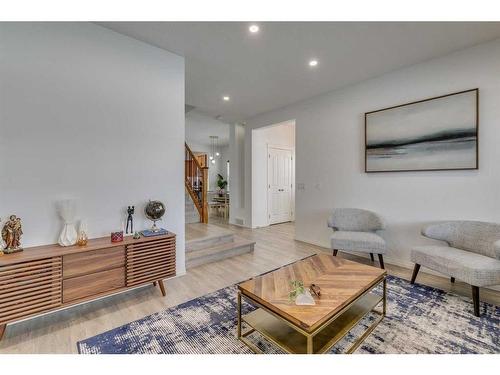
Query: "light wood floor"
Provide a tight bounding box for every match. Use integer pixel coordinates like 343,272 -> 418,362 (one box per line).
185,222 -> 233,242
0,221 -> 498,354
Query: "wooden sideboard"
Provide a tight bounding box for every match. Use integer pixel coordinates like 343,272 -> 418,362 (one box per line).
0,232 -> 176,340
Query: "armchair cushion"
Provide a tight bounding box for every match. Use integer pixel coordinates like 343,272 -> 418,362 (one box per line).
328,208 -> 385,232
422,221 -> 500,259
411,245 -> 500,287
331,231 -> 386,254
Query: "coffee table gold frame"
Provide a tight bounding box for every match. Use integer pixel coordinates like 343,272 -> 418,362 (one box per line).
237,276 -> 386,354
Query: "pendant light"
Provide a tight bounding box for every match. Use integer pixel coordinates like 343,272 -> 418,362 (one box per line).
209,135 -> 219,164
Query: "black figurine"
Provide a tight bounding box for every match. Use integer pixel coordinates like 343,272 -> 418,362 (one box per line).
126,206 -> 135,234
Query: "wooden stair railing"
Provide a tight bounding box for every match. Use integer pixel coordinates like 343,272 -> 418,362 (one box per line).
185,142 -> 209,223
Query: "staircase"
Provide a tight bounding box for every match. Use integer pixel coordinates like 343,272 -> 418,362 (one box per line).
185,142 -> 209,223
186,223 -> 255,268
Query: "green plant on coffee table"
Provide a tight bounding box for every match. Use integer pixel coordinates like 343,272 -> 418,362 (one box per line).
288,280 -> 305,301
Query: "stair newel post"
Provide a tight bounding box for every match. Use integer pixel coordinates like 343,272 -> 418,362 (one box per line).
202,166 -> 209,223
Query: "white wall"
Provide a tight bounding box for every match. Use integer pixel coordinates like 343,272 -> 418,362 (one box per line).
0,23 -> 186,273
245,38 -> 500,274
251,121 -> 295,228
229,123 -> 246,225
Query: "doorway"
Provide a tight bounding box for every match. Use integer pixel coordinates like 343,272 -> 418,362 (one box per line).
268,146 -> 294,225
251,119 -> 295,228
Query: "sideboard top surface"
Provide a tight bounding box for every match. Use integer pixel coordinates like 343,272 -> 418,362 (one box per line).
0,232 -> 176,266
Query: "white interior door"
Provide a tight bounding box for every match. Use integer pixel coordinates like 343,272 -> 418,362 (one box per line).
268,146 -> 293,225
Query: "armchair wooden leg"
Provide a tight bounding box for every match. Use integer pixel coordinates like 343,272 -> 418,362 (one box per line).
153,281 -> 157,286
450,277 -> 455,283
370,253 -> 374,262
332,249 -> 338,256
158,280 -> 166,297
377,254 -> 385,269
0,324 -> 6,341
472,286 -> 480,317
410,264 -> 421,284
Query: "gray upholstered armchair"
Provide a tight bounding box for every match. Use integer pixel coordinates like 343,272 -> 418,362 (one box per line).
327,208 -> 387,269
411,221 -> 500,317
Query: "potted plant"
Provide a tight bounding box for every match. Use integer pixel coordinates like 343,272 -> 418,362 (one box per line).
216,174 -> 228,197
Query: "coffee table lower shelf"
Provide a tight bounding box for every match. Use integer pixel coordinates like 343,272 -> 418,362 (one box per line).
238,291 -> 385,354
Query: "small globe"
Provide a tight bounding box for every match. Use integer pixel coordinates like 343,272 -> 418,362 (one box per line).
144,200 -> 166,221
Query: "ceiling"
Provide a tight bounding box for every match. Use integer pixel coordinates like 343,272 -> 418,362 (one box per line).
99,22 -> 500,123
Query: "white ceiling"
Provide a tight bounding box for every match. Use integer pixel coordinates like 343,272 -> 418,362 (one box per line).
99,22 -> 500,123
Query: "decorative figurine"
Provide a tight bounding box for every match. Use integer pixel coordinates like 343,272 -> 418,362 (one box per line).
126,206 -> 135,234
309,283 -> 321,298
1,215 -> 24,254
133,231 -> 141,239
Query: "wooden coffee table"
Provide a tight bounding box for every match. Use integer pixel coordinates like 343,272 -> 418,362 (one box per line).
237,254 -> 387,354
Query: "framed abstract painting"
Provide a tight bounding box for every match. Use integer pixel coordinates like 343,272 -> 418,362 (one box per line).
365,88 -> 478,172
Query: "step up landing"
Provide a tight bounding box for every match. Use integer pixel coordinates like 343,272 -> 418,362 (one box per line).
186,223 -> 255,268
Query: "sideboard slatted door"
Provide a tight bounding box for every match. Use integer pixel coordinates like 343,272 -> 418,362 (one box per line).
0,257 -> 62,324
126,236 -> 176,286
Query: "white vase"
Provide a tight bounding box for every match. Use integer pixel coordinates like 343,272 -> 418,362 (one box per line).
58,223 -> 77,246
57,199 -> 78,247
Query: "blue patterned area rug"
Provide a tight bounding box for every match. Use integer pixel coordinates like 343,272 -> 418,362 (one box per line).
78,275 -> 499,354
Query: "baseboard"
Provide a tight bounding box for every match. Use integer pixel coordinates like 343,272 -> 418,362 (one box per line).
294,236 -> 330,251
228,220 -> 250,228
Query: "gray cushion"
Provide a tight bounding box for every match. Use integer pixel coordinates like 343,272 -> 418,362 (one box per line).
331,231 -> 386,254
327,208 -> 385,232
422,221 -> 500,259
411,245 -> 500,287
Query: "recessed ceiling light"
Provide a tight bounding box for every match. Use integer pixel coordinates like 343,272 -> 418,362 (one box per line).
223,96 -> 230,101
249,24 -> 259,33
309,59 -> 318,67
